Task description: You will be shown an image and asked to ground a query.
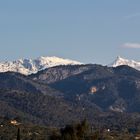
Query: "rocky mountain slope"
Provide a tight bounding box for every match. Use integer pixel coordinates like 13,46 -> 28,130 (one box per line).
31,64 -> 140,113
0,71 -> 100,126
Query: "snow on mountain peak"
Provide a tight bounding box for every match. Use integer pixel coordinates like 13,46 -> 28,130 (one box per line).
110,56 -> 140,71
0,56 -> 82,75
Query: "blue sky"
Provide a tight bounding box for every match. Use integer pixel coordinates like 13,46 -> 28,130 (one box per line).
0,0 -> 140,64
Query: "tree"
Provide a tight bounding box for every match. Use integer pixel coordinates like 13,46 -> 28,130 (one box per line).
76,119 -> 89,139
60,125 -> 78,140
17,128 -> 20,140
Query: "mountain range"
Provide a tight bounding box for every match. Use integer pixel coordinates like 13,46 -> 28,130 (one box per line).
0,56 -> 140,75
0,56 -> 82,75
0,56 -> 140,128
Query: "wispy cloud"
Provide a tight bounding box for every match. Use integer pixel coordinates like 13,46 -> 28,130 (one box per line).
125,13 -> 140,20
121,43 -> 140,49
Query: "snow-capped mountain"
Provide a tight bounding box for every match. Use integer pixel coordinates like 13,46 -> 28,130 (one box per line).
0,56 -> 82,75
110,56 -> 140,71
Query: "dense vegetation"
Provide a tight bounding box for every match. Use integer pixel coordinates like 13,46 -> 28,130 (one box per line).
0,118 -> 140,140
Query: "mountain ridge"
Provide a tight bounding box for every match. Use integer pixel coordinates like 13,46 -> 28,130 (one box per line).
110,56 -> 140,71
0,56 -> 140,75
0,56 -> 82,75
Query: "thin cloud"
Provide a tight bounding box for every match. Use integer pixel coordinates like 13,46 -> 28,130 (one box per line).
125,13 -> 140,19
121,43 -> 140,49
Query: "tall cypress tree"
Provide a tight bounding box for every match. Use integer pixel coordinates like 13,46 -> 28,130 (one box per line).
17,128 -> 20,140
